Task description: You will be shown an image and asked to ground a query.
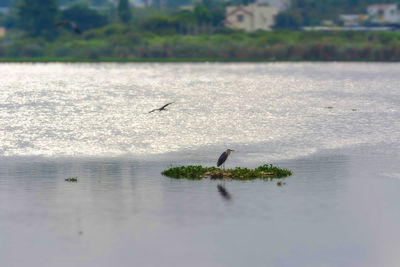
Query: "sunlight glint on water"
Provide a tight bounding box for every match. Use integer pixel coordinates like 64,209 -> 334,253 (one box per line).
0,63 -> 399,160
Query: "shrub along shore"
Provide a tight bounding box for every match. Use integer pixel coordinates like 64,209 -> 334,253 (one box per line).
2,26 -> 400,62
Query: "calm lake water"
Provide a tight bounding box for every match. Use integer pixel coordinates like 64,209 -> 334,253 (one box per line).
0,63 -> 399,267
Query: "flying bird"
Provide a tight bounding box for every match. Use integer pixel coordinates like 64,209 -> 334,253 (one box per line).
55,21 -> 82,34
148,102 -> 175,113
217,149 -> 235,169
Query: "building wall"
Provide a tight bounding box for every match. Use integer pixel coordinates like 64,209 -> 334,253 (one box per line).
226,4 -> 279,32
251,4 -> 279,31
367,4 -> 399,24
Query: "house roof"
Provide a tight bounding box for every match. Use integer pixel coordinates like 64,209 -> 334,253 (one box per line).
227,6 -> 253,17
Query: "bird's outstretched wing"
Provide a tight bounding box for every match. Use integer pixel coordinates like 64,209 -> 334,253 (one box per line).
55,21 -> 68,27
55,21 -> 82,34
160,102 -> 175,109
148,108 -> 158,113
148,102 -> 175,113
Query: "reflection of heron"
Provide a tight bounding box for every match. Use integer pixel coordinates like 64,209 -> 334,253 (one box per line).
148,102 -> 175,113
217,149 -> 235,169
55,21 -> 82,34
217,184 -> 232,200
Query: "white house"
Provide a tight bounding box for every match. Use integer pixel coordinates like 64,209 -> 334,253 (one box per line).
225,3 -> 279,32
367,4 -> 399,24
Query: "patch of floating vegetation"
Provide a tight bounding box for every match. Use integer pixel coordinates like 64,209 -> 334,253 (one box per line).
65,177 -> 78,182
161,164 -> 292,180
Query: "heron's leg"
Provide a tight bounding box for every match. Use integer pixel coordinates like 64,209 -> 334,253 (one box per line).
222,164 -> 226,185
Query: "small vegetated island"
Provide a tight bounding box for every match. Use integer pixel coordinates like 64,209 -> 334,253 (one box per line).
162,164 -> 292,181
65,177 -> 78,182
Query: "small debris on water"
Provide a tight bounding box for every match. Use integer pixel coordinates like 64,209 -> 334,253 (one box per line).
277,181 -> 286,186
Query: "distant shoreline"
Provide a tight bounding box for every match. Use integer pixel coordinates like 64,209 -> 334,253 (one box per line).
3,29 -> 400,62
1,57 -> 400,63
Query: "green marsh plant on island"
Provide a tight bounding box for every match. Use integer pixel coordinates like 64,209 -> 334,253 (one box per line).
65,177 -> 78,182
162,164 -> 292,181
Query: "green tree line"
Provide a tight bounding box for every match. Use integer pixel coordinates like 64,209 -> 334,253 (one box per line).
3,25 -> 400,61
6,0 -> 225,39
2,0 -> 400,61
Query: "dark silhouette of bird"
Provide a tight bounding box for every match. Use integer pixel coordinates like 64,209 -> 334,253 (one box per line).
217,149 -> 235,169
55,21 -> 82,34
148,102 -> 175,113
217,184 -> 232,200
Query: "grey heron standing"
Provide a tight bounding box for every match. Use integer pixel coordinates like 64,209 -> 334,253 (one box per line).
217,149 -> 235,169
